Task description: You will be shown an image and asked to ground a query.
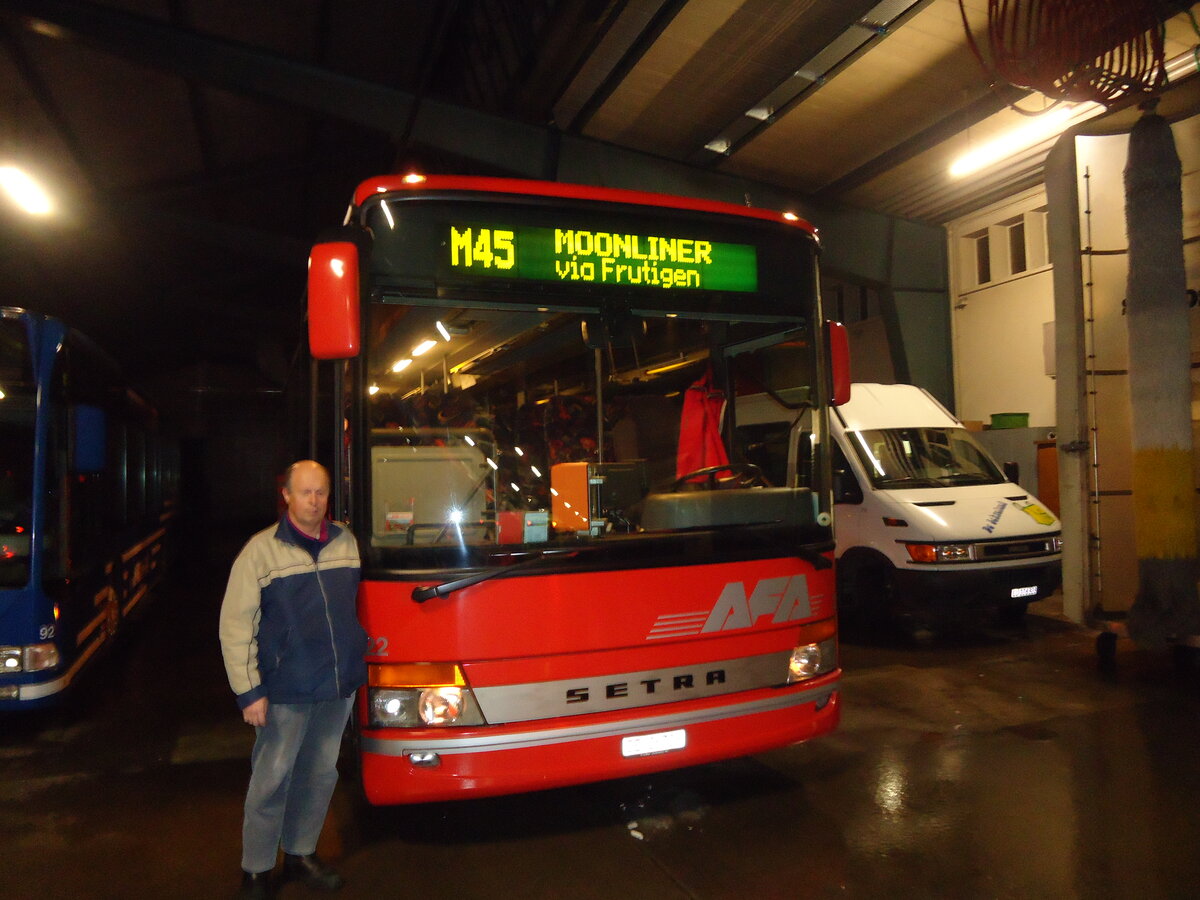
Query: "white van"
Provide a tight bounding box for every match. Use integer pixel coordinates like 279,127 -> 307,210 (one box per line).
735,382 -> 1062,626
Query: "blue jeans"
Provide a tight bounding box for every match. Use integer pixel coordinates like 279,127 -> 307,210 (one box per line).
241,696 -> 355,874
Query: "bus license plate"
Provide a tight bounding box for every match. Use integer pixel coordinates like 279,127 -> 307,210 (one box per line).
1010,585 -> 1038,599
621,729 -> 686,758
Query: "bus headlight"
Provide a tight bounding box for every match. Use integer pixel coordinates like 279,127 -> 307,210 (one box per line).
24,643 -> 60,671
787,638 -> 838,682
0,643 -> 59,673
367,663 -> 486,728
420,686 -> 466,725
369,689 -> 420,727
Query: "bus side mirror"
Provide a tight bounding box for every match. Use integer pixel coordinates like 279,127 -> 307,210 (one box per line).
308,241 -> 361,359
825,320 -> 851,406
72,404 -> 106,474
1003,460 -> 1020,484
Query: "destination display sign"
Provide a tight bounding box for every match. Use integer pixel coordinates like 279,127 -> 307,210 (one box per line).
444,224 -> 758,292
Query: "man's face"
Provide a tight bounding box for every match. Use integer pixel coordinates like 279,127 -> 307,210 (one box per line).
283,464 -> 330,536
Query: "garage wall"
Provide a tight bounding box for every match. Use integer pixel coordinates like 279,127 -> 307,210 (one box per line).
947,187 -> 1057,428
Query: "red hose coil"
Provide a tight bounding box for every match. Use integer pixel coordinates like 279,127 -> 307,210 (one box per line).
960,0 -> 1171,106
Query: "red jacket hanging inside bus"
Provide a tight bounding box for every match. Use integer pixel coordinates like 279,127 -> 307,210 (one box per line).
676,367 -> 729,479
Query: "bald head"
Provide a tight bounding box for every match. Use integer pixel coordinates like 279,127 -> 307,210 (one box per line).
284,459 -> 330,492
282,460 -> 331,537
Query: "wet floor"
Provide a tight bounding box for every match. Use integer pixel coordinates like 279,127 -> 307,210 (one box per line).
4,539 -> 1200,899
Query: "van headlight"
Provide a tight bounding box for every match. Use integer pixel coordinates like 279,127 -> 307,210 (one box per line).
367,663 -> 486,728
904,542 -> 973,563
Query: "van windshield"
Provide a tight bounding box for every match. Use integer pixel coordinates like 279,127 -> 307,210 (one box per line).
847,427 -> 1004,489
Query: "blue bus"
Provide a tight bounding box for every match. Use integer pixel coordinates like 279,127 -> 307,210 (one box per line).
1,307 -> 178,710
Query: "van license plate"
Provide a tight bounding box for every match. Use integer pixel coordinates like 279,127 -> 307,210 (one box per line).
621,729 -> 686,757
1011,585 -> 1038,599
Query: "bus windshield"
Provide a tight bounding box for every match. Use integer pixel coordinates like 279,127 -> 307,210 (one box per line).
363,301 -> 821,566
352,187 -> 829,573
0,317 -> 35,587
847,426 -> 1005,489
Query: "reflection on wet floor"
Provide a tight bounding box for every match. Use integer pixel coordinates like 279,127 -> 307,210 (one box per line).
4,565 -> 1200,899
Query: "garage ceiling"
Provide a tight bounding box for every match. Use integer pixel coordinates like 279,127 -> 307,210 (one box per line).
2,0 -> 1199,384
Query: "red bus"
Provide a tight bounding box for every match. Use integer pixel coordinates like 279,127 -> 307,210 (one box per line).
307,175 -> 849,804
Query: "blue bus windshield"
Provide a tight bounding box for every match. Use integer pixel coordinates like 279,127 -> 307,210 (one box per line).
0,318 -> 35,587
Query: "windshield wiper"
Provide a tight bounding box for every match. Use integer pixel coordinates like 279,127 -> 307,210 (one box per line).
875,476 -> 942,488
411,549 -> 579,603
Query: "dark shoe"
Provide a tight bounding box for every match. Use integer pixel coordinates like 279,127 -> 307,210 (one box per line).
281,853 -> 345,892
238,870 -> 274,899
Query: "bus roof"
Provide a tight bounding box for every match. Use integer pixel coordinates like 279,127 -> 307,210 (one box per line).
351,175 -> 817,236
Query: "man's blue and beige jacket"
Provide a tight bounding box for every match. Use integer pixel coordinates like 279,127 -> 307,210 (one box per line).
219,516 -> 368,710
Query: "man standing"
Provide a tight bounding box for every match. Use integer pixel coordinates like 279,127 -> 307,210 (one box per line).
219,460 -> 367,898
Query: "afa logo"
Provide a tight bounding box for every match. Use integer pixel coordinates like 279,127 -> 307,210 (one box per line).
646,575 -> 826,640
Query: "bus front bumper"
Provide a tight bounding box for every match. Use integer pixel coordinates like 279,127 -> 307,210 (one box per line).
357,675 -> 840,805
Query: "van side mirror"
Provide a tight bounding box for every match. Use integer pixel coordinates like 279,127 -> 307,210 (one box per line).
308,240 -> 362,359
825,320 -> 851,406
1003,460 -> 1020,483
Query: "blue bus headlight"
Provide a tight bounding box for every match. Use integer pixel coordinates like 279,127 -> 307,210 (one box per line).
0,643 -> 59,673
24,643 -> 59,671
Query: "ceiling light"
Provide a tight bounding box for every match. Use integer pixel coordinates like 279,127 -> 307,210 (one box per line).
645,356 -> 698,376
368,384 -> 380,395
746,106 -> 774,121
704,138 -> 731,154
436,321 -> 451,341
949,103 -> 1099,178
0,166 -> 53,215
392,358 -> 412,373
412,339 -> 437,357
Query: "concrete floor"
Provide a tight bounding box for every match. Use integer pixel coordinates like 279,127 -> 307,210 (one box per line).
4,541 -> 1200,900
